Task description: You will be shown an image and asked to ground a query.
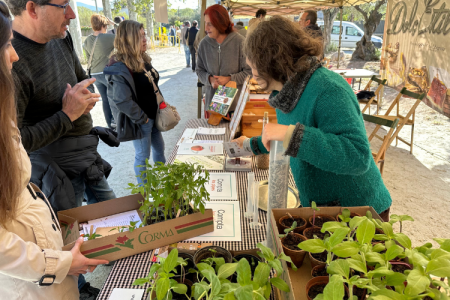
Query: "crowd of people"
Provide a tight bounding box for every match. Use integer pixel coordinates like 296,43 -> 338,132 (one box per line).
0,1 -> 392,300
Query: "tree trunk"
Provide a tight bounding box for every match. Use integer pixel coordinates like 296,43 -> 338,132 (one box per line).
127,0 -> 137,21
146,4 -> 154,44
322,8 -> 339,54
102,0 -> 112,20
68,0 -> 84,62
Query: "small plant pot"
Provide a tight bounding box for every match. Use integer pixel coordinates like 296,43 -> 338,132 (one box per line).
173,252 -> 195,280
306,276 -> 329,300
311,264 -> 328,278
309,251 -> 327,268
308,214 -> 335,228
281,233 -> 308,268
231,254 -> 262,282
193,246 -> 233,267
390,261 -> 413,274
279,215 -> 308,234
345,284 -> 367,300
303,227 -> 327,240
335,212 -> 361,222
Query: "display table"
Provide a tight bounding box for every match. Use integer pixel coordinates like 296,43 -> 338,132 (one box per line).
97,119 -> 296,300
332,69 -> 380,90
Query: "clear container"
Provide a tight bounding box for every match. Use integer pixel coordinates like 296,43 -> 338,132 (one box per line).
265,140 -> 290,250
245,172 -> 255,219
256,112 -> 270,170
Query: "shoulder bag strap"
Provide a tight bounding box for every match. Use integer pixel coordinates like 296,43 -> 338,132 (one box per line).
144,69 -> 163,105
87,36 -> 99,73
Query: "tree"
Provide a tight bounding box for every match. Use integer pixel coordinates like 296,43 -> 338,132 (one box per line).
102,0 -> 113,22
134,0 -> 155,43
69,0 -> 84,61
127,0 -> 137,20
321,8 -> 339,53
77,6 -> 95,27
351,0 -> 386,61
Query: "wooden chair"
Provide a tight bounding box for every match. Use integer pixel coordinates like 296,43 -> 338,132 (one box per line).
358,75 -> 387,115
363,114 -> 399,176
368,87 -> 425,154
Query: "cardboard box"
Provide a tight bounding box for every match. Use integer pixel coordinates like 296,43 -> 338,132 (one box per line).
58,194 -> 214,261
269,207 -> 382,300
241,101 -> 277,138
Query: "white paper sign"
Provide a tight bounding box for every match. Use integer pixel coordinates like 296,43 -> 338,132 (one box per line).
176,128 -> 198,145
109,288 -> 145,300
193,140 -> 223,144
187,201 -> 241,242
207,173 -> 238,200
177,143 -> 223,156
197,127 -> 226,135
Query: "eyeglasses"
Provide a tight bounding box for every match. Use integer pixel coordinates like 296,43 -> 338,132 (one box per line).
45,2 -> 70,14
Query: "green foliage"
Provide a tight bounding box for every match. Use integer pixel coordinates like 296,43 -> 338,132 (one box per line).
325,41 -> 338,54
82,232 -> 102,240
279,221 -> 297,238
128,161 -> 210,226
109,220 -> 139,233
77,6 -> 96,27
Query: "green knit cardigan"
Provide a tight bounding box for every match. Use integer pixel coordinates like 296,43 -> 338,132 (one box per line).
250,67 -> 392,213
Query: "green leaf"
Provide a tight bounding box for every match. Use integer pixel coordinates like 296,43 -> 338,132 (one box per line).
314,295 -> 325,300
381,223 -> 395,239
164,249 -> 179,274
210,273 -> 222,297
405,269 -> 430,296
172,283 -> 188,295
213,257 -> 226,273
372,243 -> 386,253
234,284 -> 253,300
323,275 -> 344,300
373,234 -> 389,241
356,219 -> 376,245
332,242 -> 360,258
224,291 -> 236,300
347,258 -> 367,274
253,263 -> 271,287
393,233 -> 412,250
197,263 -> 215,274
217,263 -> 238,279
431,249 -> 450,260
328,227 -> 350,248
349,216 -> 365,230
426,258 -> 450,278
385,245 -> 404,262
368,267 -> 393,277
441,240 -> 450,253
385,273 -> 407,286
236,258 -> 252,286
369,289 -> 405,300
156,278 -> 170,300
132,278 -> 149,286
327,260 -> 350,279
298,239 -> 326,253
278,252 -> 298,271
270,277 -> 290,292
264,282 -> 271,299
321,222 -> 347,233
268,260 -> 283,276
366,252 -> 386,265
149,263 -> 161,277
194,282 -> 210,300
257,243 -> 275,261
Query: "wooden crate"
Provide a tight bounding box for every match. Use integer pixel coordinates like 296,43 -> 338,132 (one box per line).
240,101 -> 277,138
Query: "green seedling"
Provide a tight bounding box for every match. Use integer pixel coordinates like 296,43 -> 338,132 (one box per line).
279,221 -> 297,238
81,232 -> 102,240
389,214 -> 414,233
311,201 -> 320,227
109,221 -> 140,233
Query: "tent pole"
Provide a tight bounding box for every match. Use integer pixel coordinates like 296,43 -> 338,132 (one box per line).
197,0 -> 207,119
337,5 -> 343,69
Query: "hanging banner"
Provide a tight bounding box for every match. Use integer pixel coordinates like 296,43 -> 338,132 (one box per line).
154,0 -> 168,24
381,0 -> 450,118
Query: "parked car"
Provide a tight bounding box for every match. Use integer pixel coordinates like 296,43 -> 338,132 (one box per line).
317,21 -> 383,48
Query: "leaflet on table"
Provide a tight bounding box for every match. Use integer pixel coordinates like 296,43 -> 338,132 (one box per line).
224,142 -> 253,157
192,140 -> 223,144
177,143 -> 223,155
186,201 -> 241,242
109,288 -> 145,300
176,128 -> 198,145
197,127 -> 226,135
209,85 -> 239,116
174,155 -> 225,170
205,172 -> 238,200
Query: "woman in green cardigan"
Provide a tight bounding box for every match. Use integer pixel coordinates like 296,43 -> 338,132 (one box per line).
235,16 -> 392,221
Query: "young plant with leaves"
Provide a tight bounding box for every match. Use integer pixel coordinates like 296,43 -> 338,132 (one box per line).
109,221 -> 140,233
132,249 -> 190,300
311,201 -> 320,227
389,214 -> 414,233
81,232 -> 102,240
279,221 -> 297,238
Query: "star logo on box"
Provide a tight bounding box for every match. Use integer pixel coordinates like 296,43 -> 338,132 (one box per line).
115,235 -> 135,249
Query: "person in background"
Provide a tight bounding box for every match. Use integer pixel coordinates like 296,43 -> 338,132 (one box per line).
234,16 -> 392,221
196,4 -> 251,113
0,3 -> 109,300
235,21 -> 247,37
185,20 -> 198,72
83,14 -> 116,129
181,21 -> 191,68
168,25 -> 175,45
299,10 -> 323,38
108,16 -> 123,34
176,26 -> 181,45
104,20 -> 166,184
247,8 -> 266,35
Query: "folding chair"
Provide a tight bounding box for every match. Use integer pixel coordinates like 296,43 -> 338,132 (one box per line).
368,87 -> 425,154
358,75 -> 387,115
363,114 -> 399,176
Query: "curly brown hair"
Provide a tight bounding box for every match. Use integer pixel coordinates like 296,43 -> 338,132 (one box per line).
244,16 -> 323,86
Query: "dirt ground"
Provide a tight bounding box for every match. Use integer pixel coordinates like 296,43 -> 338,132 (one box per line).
86,48 -> 450,289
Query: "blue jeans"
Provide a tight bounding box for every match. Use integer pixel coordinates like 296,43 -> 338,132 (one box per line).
78,274 -> 86,290
184,44 -> 190,66
132,119 -> 166,184
70,175 -> 116,207
92,74 -> 113,129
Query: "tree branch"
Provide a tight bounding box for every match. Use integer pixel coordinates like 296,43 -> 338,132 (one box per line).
354,5 -> 369,23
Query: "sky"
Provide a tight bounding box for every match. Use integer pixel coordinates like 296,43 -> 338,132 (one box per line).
76,0 -> 199,10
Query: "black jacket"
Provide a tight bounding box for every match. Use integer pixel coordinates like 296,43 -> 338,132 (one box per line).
30,128 -> 118,213
185,27 -> 199,46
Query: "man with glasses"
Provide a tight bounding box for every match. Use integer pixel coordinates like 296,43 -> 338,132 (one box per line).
6,0 -> 116,298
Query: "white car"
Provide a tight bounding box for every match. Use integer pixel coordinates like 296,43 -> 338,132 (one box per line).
317,21 -> 383,49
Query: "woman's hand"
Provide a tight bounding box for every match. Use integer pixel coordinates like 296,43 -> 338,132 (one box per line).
68,237 -> 109,276
213,76 -> 231,86
232,136 -> 248,148
261,123 -> 289,151
209,76 -> 219,89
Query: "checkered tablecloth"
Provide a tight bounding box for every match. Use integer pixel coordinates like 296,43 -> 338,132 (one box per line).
97,119 -> 296,300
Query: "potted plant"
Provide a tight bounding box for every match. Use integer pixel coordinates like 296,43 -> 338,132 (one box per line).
279,221 -> 307,268
308,201 -> 335,228
232,253 -> 261,279
193,246 -> 233,270
278,212 -> 308,234
335,208 -> 361,223
128,161 -> 210,226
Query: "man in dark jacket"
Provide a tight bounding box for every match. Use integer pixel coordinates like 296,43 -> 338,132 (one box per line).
185,20 -> 199,72
299,10 -> 323,39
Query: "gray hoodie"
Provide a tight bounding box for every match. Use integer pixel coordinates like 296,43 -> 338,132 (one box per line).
196,31 -> 251,111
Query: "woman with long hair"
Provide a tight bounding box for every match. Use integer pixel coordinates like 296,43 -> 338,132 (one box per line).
196,4 -> 251,114
235,16 -> 392,220
104,20 -> 166,184
0,3 -> 108,299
